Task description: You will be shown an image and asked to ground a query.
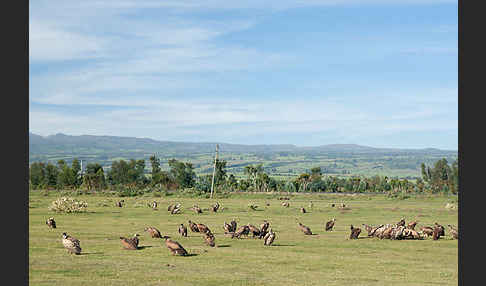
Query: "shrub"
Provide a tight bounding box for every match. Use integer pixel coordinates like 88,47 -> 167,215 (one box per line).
49,197 -> 88,213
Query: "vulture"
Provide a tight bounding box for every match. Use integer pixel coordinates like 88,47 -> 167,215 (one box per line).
259,221 -> 270,238
223,221 -> 232,233
247,224 -> 261,238
211,202 -> 220,212
301,207 -> 307,213
193,205 -> 203,214
282,202 -> 290,207
232,225 -> 250,238
230,220 -> 237,233
362,224 -> 373,236
249,205 -> 258,211
380,226 -> 394,239
145,227 -> 162,238
420,226 -> 434,238
298,222 -> 312,235
407,220 -> 418,230
46,217 -> 56,229
432,226 -> 443,240
203,230 -> 216,247
120,234 -> 140,250
188,220 -> 200,233
162,236 -> 188,256
397,218 -> 406,227
168,203 -> 181,212
448,225 -> 458,240
196,223 -> 211,234
434,222 -> 445,237
151,201 -> 158,210
62,232 -> 82,255
264,229 -> 276,246
168,204 -> 175,212
116,200 -> 124,207
171,207 -> 181,214
349,225 -> 361,239
179,224 -> 188,237
325,218 -> 336,231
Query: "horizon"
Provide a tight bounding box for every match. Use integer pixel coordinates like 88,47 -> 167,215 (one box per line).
29,131 -> 458,151
30,1 -> 458,150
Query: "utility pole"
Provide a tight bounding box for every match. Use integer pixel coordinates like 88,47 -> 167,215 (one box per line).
210,144 -> 219,199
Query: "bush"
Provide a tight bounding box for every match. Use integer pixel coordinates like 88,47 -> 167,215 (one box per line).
49,197 -> 88,213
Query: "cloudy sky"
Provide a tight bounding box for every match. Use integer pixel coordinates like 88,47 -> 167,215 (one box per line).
29,0 -> 458,150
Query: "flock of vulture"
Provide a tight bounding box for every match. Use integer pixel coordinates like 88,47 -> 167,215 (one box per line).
45,199 -> 458,257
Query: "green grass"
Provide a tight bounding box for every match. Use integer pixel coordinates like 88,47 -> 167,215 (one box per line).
29,191 -> 458,285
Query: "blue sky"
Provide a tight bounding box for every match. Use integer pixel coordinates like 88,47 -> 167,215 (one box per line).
29,0 -> 458,150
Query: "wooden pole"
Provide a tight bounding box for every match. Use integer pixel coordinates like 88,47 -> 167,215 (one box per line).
210,144 -> 219,199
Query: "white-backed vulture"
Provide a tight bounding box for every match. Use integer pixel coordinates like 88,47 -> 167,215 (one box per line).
120,234 -> 140,250
264,229 -> 276,246
46,217 -> 56,229
349,225 -> 361,239
162,236 -> 188,256
144,227 -> 162,238
62,232 -> 81,254
298,222 -> 312,235
188,220 -> 199,233
325,218 -> 336,231
179,224 -> 188,237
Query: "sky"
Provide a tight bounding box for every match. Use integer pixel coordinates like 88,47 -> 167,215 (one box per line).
29,0 -> 458,150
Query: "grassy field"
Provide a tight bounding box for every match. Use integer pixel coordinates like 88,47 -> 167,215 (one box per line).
29,191 -> 458,285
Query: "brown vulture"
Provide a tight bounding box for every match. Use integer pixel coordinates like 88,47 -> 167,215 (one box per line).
179,224 -> 188,237
192,205 -> 202,214
325,218 -> 336,231
62,232 -> 81,255
298,222 -> 312,235
432,226 -> 443,240
46,217 -> 56,229
223,221 -> 232,233
162,236 -> 188,256
211,202 -> 220,212
203,230 -> 216,247
396,218 -> 406,227
196,223 -> 211,234
120,234 -> 140,250
259,221 -> 270,238
247,224 -> 261,238
232,225 -> 250,238
230,220 -> 237,233
349,225 -> 361,239
144,227 -> 162,238
407,220 -> 418,230
434,222 -> 445,236
420,226 -> 434,238
301,207 -> 307,213
448,225 -> 458,239
188,220 -> 199,233
264,229 -> 276,246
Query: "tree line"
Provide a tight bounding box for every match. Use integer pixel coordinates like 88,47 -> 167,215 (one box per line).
29,156 -> 458,195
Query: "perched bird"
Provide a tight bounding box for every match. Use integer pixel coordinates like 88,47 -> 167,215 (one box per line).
179,224 -> 188,237
188,220 -> 199,233
196,223 -> 211,234
116,200 -> 124,207
171,207 -> 181,214
432,226 -> 443,240
247,224 -> 261,238
223,221 -> 232,234
397,218 -> 406,227
434,222 -> 445,237
407,220 -> 418,230
211,202 -> 220,212
46,217 -> 56,229
193,205 -> 202,214
120,234 -> 140,250
298,222 -> 312,235
168,203 -> 181,212
62,232 -> 82,255
259,221 -> 270,239
232,225 -> 250,238
349,225 -> 361,239
230,220 -> 237,233
151,201 -> 158,210
145,227 -> 162,238
448,225 -> 458,240
325,218 -> 336,231
301,207 -> 307,213
264,229 -> 276,246
282,202 -> 290,207
420,226 -> 434,238
168,204 -> 175,212
203,230 -> 215,247
162,236 -> 188,256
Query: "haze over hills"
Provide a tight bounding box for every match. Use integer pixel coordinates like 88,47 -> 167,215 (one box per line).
29,132 -> 458,178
